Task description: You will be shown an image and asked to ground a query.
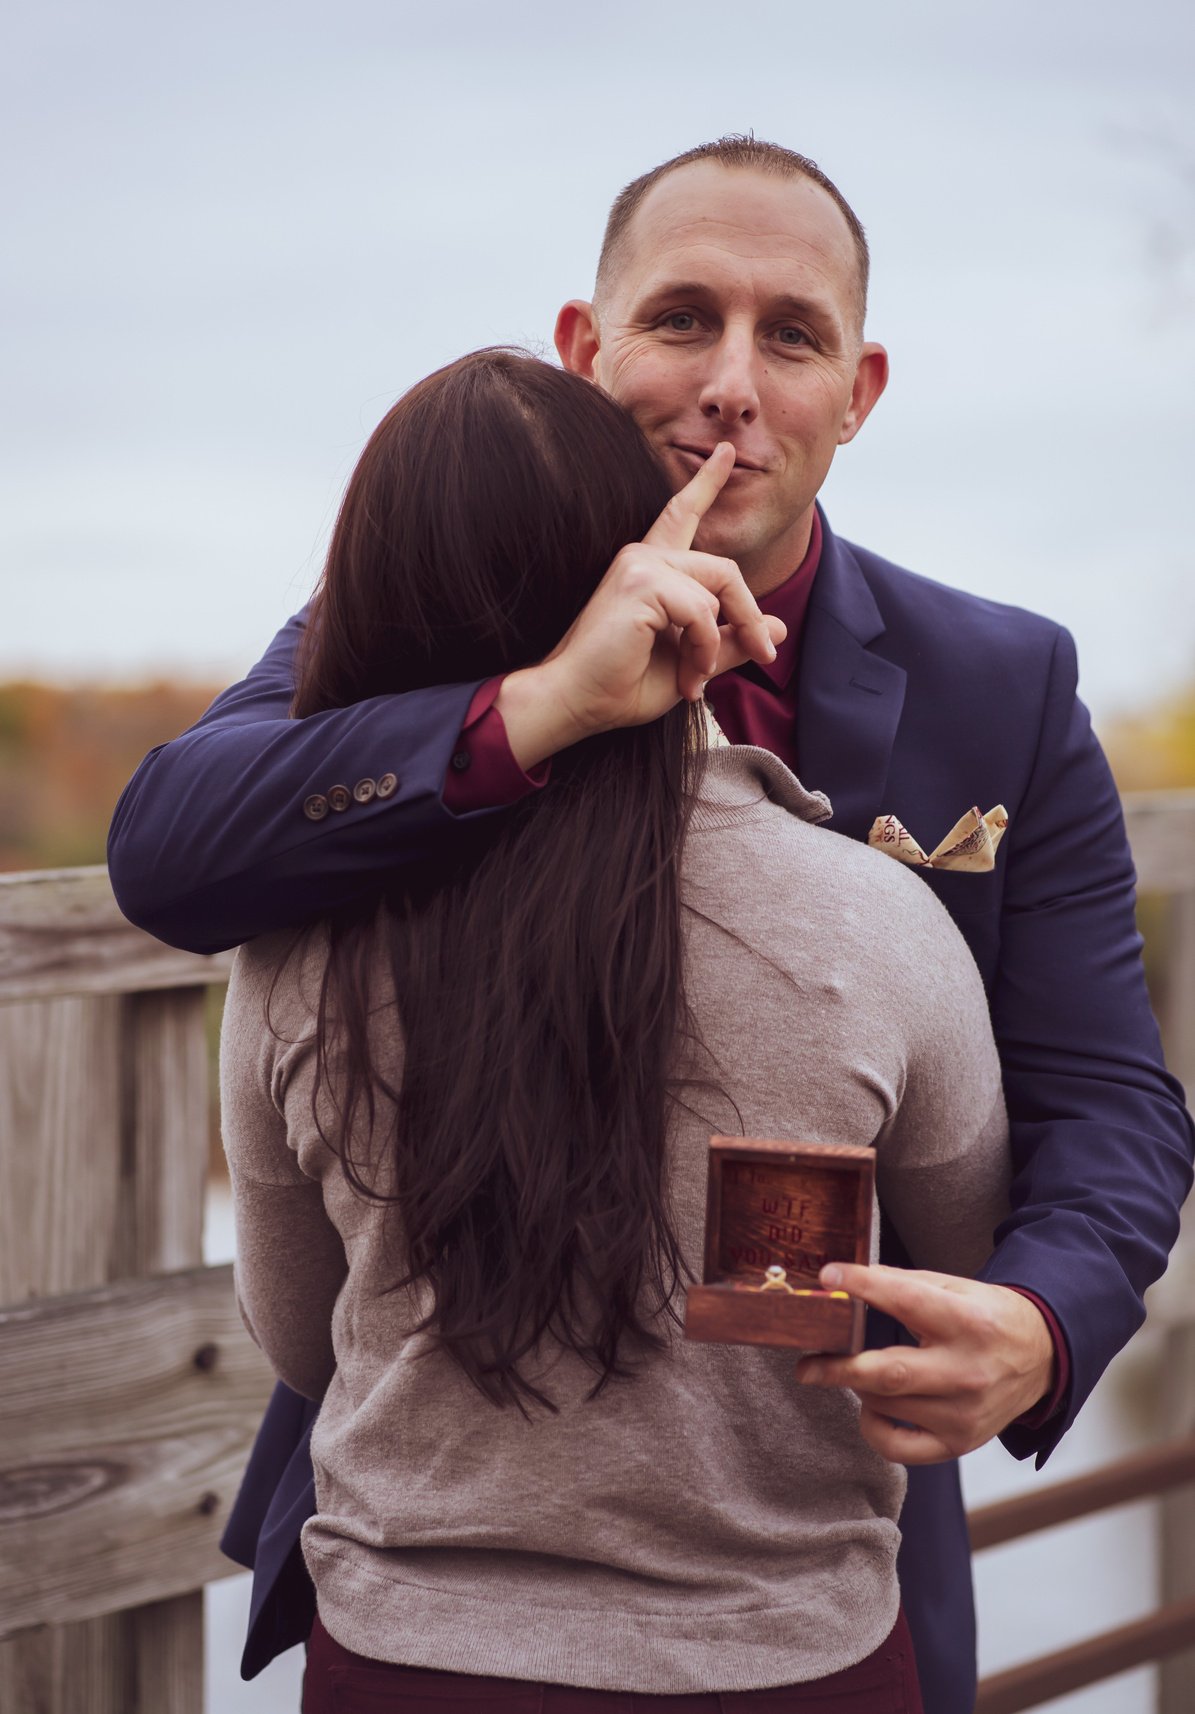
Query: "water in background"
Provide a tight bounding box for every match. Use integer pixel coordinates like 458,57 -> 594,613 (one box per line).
204,1185 -> 1164,1714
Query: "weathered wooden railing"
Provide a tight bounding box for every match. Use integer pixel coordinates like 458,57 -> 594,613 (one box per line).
0,788 -> 1192,1713
971,1440 -> 1195,1711
0,870 -> 270,1714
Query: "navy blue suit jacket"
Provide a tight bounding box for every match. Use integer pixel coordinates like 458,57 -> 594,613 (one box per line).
108,510 -> 1192,1714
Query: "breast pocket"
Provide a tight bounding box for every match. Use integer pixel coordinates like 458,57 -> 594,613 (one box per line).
919,867 -> 1004,927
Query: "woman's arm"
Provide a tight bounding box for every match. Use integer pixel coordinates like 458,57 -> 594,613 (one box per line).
872,882 -> 1010,1279
219,940 -> 346,1400
878,958 -> 1009,1277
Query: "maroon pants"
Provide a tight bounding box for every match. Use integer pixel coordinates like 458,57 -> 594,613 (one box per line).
301,1609 -> 925,1714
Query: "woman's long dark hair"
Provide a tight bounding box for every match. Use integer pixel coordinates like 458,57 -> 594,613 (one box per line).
290,350 -> 708,1412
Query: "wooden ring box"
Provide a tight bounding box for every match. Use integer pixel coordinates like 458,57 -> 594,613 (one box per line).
683,1137 -> 874,1354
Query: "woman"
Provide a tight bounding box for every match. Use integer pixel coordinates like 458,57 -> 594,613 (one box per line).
221,350 -> 1008,1712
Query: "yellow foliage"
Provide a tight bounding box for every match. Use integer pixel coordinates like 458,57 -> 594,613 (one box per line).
1101,684 -> 1195,793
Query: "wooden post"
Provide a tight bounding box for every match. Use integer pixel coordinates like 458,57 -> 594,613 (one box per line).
1159,1323 -> 1195,1714
0,872 -> 240,1714
0,986 -> 210,1714
1157,886 -> 1195,1714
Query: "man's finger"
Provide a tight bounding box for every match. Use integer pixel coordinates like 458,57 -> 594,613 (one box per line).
855,1391 -> 985,1448
819,1262 -> 976,1338
691,617 -> 788,692
643,442 -> 736,550
857,1406 -> 955,1467
657,549 -> 779,669
794,1346 -> 953,1398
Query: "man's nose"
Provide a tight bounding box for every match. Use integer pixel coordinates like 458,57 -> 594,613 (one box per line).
697,331 -> 760,424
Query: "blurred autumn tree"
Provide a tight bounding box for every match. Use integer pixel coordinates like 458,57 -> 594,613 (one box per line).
0,680 -> 219,871
1101,685 -> 1195,793
1100,683 -> 1195,1039
1,674 -> 1194,876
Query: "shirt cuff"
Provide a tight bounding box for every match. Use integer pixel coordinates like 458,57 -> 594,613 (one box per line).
441,677 -> 551,815
1005,1287 -> 1071,1427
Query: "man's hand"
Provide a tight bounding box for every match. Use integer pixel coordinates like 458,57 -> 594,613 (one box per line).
794,1263 -> 1058,1465
495,442 -> 787,770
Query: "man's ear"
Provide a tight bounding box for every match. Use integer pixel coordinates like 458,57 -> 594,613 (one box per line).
555,300 -> 601,380
838,343 -> 889,445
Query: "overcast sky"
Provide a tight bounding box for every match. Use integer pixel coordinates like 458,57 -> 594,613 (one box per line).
3,0 -> 1193,721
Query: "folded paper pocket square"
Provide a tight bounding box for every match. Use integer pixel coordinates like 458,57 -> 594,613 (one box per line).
868,804 -> 1009,873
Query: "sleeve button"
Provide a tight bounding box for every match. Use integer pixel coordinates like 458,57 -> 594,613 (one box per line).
303,794 -> 329,821
353,778 -> 376,803
327,784 -> 352,812
450,750 -> 471,773
376,772 -> 398,799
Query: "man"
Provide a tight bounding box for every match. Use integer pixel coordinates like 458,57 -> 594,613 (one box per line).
108,138 -> 1192,1713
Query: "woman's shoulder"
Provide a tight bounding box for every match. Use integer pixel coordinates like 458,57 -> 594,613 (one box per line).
685,747 -> 975,970
226,924 -> 329,1042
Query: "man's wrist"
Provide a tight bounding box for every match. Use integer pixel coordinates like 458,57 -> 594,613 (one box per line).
494,663 -> 591,770
1003,1286 -> 1069,1425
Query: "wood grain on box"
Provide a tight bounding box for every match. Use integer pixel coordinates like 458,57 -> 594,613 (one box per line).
684,1137 -> 874,1354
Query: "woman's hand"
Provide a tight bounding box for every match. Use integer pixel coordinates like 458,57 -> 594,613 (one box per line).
495,443 -> 787,769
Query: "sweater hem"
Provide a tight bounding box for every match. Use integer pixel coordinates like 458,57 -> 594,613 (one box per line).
306,1539 -> 900,1693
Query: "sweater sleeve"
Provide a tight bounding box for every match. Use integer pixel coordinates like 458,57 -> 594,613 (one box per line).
219,941 -> 346,1401
872,878 -> 1011,1281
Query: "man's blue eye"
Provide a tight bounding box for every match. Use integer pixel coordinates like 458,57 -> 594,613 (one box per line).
665,313 -> 696,330
777,327 -> 807,346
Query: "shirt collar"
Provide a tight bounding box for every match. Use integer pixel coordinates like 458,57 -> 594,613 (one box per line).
751,508 -> 823,690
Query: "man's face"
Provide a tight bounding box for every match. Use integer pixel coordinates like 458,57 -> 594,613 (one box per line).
558,163 -> 887,593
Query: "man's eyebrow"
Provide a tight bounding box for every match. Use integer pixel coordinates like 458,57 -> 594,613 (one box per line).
767,292 -> 835,323
632,281 -> 837,325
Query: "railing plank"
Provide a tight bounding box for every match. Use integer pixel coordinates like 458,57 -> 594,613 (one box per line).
0,868 -> 233,1003
975,1595 -> 1195,1714
968,1436 -> 1195,1551
0,1264 -> 274,1638
121,989 -> 209,1276
0,966 -> 223,1713
0,993 -> 125,1303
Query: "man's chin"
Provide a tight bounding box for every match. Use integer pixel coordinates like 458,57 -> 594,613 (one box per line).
691,517 -> 760,565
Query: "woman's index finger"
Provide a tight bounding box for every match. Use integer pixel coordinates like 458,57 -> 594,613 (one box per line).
643,442 -> 735,550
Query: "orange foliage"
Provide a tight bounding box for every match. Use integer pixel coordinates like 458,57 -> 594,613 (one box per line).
2,674 -> 1193,877
0,681 -> 220,872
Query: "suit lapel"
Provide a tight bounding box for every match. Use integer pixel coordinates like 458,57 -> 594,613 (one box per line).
796,510 -> 906,842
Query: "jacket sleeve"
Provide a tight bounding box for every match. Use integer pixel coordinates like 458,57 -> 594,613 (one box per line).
976,626 -> 1194,1465
106,609 -> 491,953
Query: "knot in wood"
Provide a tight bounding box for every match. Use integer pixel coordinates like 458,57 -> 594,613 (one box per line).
192,1342 -> 219,1372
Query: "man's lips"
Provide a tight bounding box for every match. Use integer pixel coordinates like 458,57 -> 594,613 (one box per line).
670,441 -> 767,474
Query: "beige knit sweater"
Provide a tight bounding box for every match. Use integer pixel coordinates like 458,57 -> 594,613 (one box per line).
221,746 -> 1009,1692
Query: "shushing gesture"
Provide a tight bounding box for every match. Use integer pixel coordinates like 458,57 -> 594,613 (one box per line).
496,443 -> 788,769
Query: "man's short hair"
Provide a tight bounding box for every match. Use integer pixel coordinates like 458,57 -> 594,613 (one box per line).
595,135 -> 870,327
